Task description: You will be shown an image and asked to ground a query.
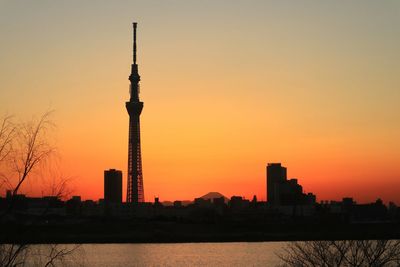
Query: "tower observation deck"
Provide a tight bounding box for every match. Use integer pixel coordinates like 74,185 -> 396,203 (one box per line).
126,22 -> 144,203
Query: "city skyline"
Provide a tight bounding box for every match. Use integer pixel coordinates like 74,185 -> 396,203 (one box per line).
1,1 -> 400,204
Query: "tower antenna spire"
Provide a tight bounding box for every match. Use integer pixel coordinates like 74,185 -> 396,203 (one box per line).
133,22 -> 137,64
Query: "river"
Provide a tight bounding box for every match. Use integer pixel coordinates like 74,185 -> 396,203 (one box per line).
27,242 -> 285,266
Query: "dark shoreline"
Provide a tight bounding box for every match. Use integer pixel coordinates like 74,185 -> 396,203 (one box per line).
1,221 -> 399,244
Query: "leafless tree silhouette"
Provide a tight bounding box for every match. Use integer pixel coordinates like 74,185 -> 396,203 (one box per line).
278,240 -> 400,267
0,115 -> 16,190
1,112 -> 54,197
0,112 -> 81,267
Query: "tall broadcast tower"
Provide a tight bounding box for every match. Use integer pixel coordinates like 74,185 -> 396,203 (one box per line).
126,22 -> 144,203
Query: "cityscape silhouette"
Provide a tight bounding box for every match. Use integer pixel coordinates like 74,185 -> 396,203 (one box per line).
1,2 -> 400,265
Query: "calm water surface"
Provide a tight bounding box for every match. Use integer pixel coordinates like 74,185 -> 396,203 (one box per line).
30,242 -> 285,266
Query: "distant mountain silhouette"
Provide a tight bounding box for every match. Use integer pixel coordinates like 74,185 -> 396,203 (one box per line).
159,193 -> 228,206
199,192 -> 229,203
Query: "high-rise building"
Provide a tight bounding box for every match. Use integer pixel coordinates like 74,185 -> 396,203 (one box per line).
104,169 -> 122,203
267,163 -> 316,206
126,22 -> 145,203
266,163 -> 287,205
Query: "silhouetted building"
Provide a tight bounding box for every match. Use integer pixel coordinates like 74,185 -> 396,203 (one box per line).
126,22 -> 145,203
71,196 -> 81,202
267,163 -> 316,206
173,201 -> 182,208
250,195 -> 258,208
104,169 -> 122,203
267,163 -> 287,205
66,196 -> 82,216
213,197 -> 226,206
194,197 -> 212,208
154,197 -> 163,208
306,193 -> 316,203
229,196 -> 250,210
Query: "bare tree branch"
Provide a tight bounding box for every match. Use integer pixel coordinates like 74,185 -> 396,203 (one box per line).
43,244 -> 82,267
0,111 -> 81,267
0,115 -> 15,164
278,240 -> 400,267
11,111 -> 55,196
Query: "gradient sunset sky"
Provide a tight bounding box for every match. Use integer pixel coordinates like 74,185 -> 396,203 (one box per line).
1,1 -> 399,203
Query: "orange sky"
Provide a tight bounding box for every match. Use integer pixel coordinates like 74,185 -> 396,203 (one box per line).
1,1 -> 400,204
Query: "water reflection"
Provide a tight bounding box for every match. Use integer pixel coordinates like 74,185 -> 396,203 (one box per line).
28,242 -> 284,267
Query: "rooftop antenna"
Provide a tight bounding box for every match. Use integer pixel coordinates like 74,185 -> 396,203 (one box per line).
133,22 -> 137,64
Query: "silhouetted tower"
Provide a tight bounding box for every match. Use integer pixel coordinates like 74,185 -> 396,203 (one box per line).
126,22 -> 144,203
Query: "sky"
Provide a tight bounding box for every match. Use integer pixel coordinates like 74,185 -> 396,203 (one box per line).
1,1 -> 400,203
